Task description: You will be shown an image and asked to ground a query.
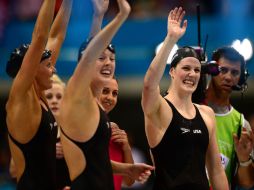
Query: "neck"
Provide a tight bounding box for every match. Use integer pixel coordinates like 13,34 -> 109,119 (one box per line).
166,87 -> 193,109
206,84 -> 230,107
207,101 -> 231,114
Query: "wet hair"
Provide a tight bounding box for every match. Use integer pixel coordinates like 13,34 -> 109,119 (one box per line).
77,37 -> 116,62
6,44 -> 52,78
170,46 -> 200,68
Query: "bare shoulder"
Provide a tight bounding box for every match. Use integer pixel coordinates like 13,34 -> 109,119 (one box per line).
195,104 -> 214,116
195,104 -> 216,136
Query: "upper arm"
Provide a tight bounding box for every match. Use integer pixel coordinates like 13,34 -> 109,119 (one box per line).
46,0 -> 73,67
141,85 -> 162,117
198,105 -> 222,175
11,41 -> 46,97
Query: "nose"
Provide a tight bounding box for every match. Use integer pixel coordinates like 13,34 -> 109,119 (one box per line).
223,70 -> 234,81
51,66 -> 57,74
51,96 -> 59,104
105,57 -> 114,66
188,69 -> 197,76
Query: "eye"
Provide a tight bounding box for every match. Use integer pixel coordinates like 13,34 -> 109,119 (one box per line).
102,88 -> 110,95
98,56 -> 106,61
45,93 -> 53,100
46,62 -> 51,68
182,66 -> 191,71
56,93 -> 62,100
110,57 -> 115,61
219,67 -> 228,74
112,90 -> 118,97
194,68 -> 201,73
231,70 -> 240,77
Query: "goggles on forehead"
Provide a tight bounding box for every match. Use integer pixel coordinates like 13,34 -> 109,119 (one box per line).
41,49 -> 52,62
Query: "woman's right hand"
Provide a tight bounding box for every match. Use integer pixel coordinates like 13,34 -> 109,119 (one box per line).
56,142 -> 64,159
117,0 -> 131,19
167,7 -> 187,42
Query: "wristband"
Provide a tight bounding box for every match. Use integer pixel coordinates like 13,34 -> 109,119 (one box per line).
239,157 -> 252,167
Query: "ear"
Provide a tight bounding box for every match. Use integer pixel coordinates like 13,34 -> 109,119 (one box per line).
169,67 -> 175,79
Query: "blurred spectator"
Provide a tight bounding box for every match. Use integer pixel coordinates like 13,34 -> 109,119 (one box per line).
13,0 -> 62,20
106,0 -> 216,19
14,0 -> 43,20
0,0 -> 9,40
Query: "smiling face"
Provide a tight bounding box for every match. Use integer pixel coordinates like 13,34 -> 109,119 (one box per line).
91,48 -> 116,97
99,78 -> 118,113
94,48 -> 116,81
170,57 -> 201,93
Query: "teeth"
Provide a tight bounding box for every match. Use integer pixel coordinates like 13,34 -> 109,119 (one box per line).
101,70 -> 111,75
103,102 -> 111,106
183,80 -> 194,85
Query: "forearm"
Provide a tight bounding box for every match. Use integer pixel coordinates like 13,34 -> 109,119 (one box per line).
122,146 -> 135,186
111,160 -> 131,176
143,35 -> 177,90
81,11 -> 129,64
32,0 -> 56,43
235,164 -> 254,188
89,13 -> 104,38
49,0 -> 73,41
210,171 -> 229,190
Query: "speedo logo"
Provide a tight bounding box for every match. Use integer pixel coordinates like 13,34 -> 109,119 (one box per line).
180,128 -> 190,134
180,128 -> 202,134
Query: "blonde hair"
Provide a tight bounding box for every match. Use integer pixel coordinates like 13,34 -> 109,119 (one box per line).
51,74 -> 65,88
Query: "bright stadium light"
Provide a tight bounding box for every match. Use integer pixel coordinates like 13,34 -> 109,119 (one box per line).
155,42 -> 179,64
231,38 -> 253,61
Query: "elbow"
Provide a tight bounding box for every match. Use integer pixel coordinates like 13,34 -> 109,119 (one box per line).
143,78 -> 154,92
78,52 -> 93,65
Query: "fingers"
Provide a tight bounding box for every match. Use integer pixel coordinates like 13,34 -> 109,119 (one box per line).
178,7 -> 185,22
170,7 -> 185,22
56,142 -> 64,159
137,170 -> 151,183
111,130 -> 128,143
110,122 -> 119,130
117,0 -> 131,17
136,168 -> 154,184
233,133 -> 239,145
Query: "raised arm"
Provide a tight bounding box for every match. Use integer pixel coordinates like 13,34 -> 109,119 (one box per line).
141,7 -> 187,116
89,0 -> 109,38
67,0 -> 130,97
46,0 -> 73,67
10,0 -> 56,96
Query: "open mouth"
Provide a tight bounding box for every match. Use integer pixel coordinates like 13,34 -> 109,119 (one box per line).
51,107 -> 59,112
183,79 -> 195,86
100,65 -> 113,77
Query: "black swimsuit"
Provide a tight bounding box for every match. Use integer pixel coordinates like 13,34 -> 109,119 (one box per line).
8,102 -> 57,190
61,106 -> 114,190
151,99 -> 209,190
